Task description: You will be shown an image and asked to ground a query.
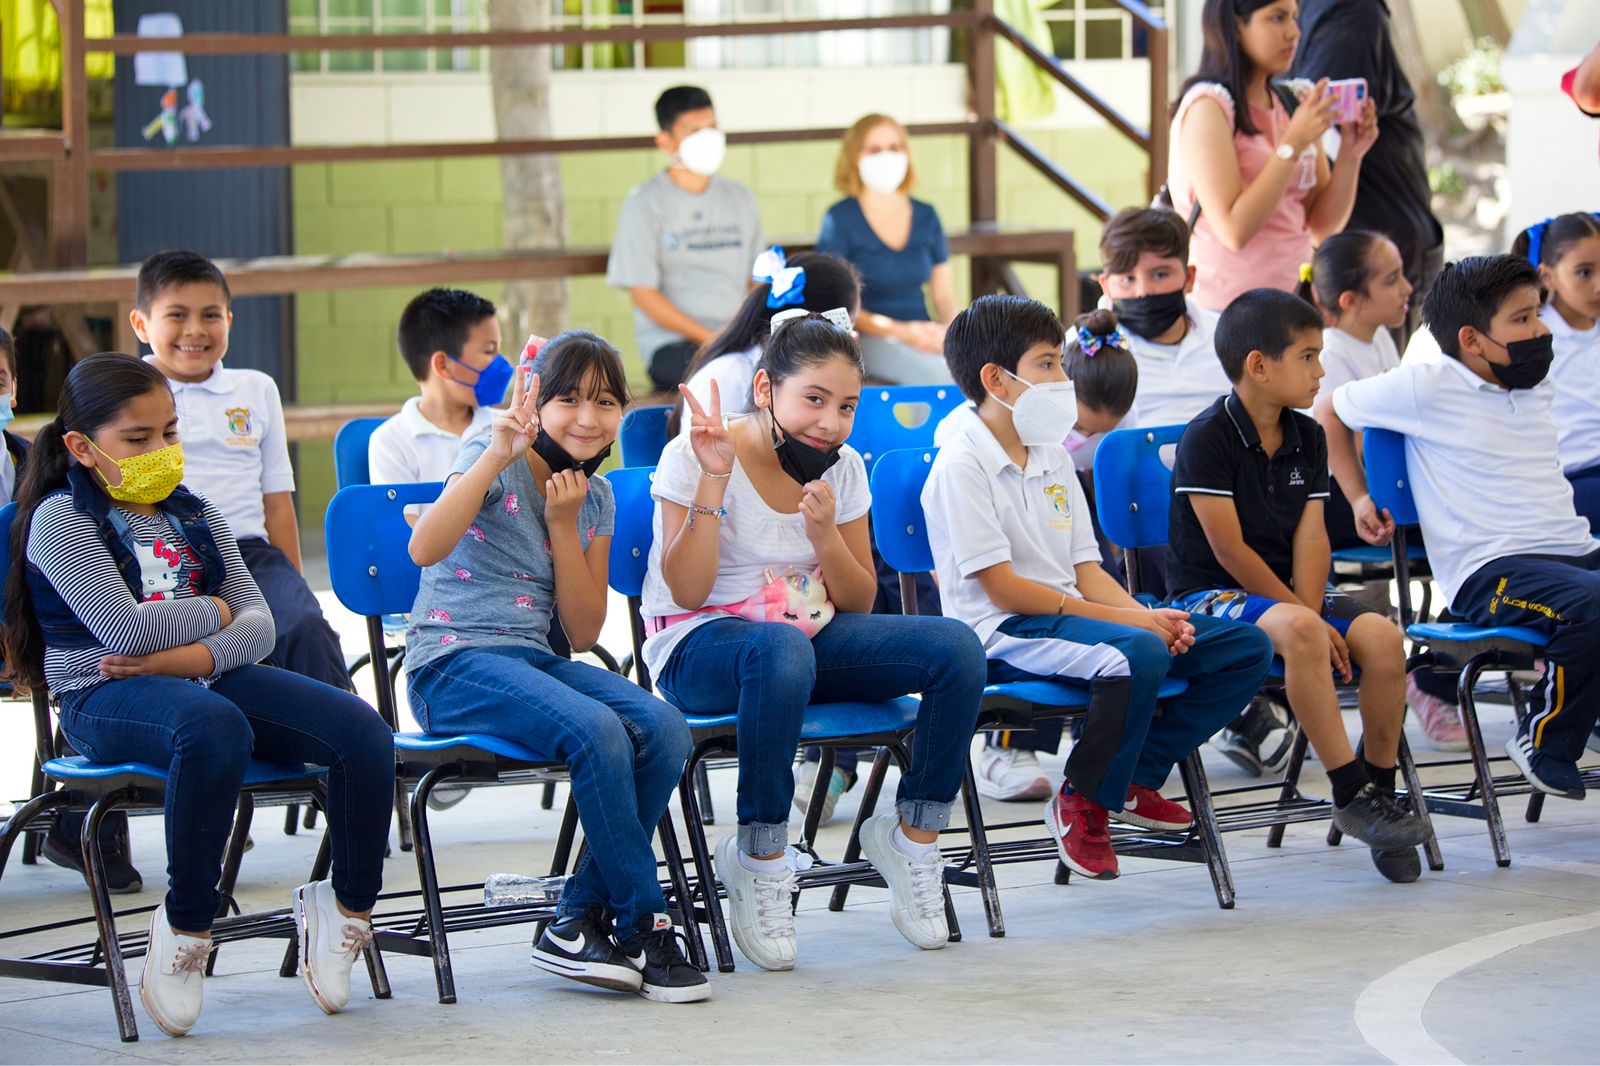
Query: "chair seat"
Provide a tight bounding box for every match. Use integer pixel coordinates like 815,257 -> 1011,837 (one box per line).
1265,658 -> 1360,682
983,676 -> 1188,708
683,696 -> 922,739
43,756 -> 318,786
392,731 -> 557,764
1407,622 -> 1549,647
1331,543 -> 1428,564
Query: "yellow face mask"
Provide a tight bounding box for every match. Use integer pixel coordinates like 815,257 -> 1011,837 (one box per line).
87,439 -> 185,505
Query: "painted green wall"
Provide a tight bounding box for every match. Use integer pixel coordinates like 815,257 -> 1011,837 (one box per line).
292,128 -> 1148,517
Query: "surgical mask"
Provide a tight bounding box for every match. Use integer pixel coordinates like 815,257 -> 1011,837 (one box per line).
0,395 -> 14,431
87,439 -> 185,505
769,411 -> 840,487
449,353 -> 514,407
676,127 -> 726,176
994,369 -> 1078,448
532,428 -> 611,479
1482,332 -> 1554,390
1111,290 -> 1188,340
858,150 -> 909,194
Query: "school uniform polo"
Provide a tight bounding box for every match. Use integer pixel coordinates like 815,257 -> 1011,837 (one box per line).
1167,391 -> 1330,598
1120,297 -> 1233,429
1544,302 -> 1600,475
147,357 -> 293,543
1332,354 -> 1595,607
921,404 -> 1102,646
368,396 -> 499,485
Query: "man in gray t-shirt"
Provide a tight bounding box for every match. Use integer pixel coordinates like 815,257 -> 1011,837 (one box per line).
605,85 -> 763,392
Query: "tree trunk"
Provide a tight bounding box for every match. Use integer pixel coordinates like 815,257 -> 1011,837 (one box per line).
487,0 -> 567,343
1456,0 -> 1512,47
1388,0 -> 1453,140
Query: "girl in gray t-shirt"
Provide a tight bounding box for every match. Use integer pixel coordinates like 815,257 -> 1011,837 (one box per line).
403,331 -> 708,1004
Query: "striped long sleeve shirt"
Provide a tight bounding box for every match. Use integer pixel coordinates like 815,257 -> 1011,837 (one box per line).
27,493 -> 276,693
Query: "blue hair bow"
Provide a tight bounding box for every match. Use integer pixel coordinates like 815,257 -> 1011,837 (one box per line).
1527,212 -> 1600,267
752,246 -> 807,310
1075,323 -> 1129,357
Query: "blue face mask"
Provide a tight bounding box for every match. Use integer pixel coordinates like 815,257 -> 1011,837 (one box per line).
0,396 -> 13,431
448,354 -> 514,407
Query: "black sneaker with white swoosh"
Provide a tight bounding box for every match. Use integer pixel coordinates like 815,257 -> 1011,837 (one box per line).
532,911 -> 644,992
614,913 -> 711,1004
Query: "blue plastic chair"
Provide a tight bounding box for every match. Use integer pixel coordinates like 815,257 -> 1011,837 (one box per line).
0,504 -> 354,1042
620,404 -> 674,468
334,416 -> 388,490
1092,426 -> 1441,868
869,448 -> 1233,917
323,479 -> 708,996
848,385 -> 965,474
1364,428 -> 1571,868
606,466 -> 941,972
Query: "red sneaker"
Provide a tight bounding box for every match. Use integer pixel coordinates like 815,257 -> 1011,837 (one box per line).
1044,792 -> 1119,880
1118,784 -> 1193,832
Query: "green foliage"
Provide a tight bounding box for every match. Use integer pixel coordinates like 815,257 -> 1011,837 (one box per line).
1437,36 -> 1504,99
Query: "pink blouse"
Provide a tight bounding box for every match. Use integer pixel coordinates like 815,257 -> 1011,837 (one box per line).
1169,82 -> 1320,312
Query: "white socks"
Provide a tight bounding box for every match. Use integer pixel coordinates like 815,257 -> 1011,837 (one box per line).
739,849 -> 789,875
892,824 -> 939,860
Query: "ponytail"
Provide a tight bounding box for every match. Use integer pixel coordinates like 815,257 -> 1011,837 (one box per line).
1297,231 -> 1387,325
1,354 -> 172,692
1065,308 -> 1138,419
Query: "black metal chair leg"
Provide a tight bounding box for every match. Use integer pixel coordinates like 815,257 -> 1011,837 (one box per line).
20,755 -> 47,864
550,793 -> 581,875
1266,727 -> 1311,849
393,775 -> 414,853
679,746 -> 734,973
0,791 -> 67,880
539,781 -> 556,810
656,809 -> 709,972
798,748 -> 836,854
363,930 -> 392,999
695,761 -> 716,826
1180,752 -> 1234,909
284,803 -> 300,835
1397,734 -> 1444,872
1457,656 -> 1511,867
828,746 -> 891,913
83,792 -> 139,1042
960,754 -> 1004,938
303,806 -> 318,831
410,766 -> 459,1004
207,795 -> 258,977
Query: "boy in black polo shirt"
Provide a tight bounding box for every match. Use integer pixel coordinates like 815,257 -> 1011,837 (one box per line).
1166,288 -> 1430,878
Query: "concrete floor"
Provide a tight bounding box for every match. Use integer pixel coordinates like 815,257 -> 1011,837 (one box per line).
2,586 -> 1598,1064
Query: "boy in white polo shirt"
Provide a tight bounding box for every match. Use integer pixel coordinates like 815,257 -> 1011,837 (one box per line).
921,294 -> 1272,880
1327,254 -> 1600,800
369,288 -> 503,494
131,250 -> 349,691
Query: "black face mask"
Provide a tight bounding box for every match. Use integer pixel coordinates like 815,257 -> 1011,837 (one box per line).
1111,289 -> 1188,340
769,412 -> 839,486
1483,332 -> 1555,390
532,428 -> 611,477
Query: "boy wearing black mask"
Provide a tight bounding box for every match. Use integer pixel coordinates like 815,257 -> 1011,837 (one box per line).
1095,207 -> 1232,429
1327,255 -> 1600,799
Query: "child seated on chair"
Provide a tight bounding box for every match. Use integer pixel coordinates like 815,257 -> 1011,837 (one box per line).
404,332 -> 708,1004
1165,287 -> 1432,880
1324,254 -> 1600,802
921,294 -> 1273,881
3,354 -> 394,1037
131,251 -> 349,693
643,311 -> 985,971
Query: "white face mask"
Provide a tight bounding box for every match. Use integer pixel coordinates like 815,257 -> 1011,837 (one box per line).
858,150 -> 909,194
676,127 -> 726,176
994,369 -> 1076,448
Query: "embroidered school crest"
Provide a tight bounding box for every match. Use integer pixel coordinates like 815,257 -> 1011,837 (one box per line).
224,406 -> 256,446
1043,483 -> 1072,531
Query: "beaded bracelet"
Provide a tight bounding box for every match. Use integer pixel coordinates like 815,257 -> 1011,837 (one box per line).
687,503 -> 727,530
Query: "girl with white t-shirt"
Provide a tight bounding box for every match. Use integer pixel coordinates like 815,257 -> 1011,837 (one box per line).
1512,212 -> 1600,528
643,314 -> 984,972
668,249 -> 859,439
1298,230 -> 1412,395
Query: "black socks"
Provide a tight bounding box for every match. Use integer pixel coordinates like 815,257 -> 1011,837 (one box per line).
1364,759 -> 1398,794
1328,759 -> 1372,808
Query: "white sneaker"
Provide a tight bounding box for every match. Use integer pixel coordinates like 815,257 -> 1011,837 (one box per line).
714,834 -> 798,972
294,880 -> 372,1014
139,906 -> 211,1037
791,761 -> 851,825
858,815 -> 948,950
975,745 -> 1053,802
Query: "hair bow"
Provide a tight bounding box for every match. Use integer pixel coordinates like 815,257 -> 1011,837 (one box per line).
752,246 -> 806,309
1525,218 -> 1553,268
769,306 -> 854,336
1075,323 -> 1129,357
1298,261 -> 1315,284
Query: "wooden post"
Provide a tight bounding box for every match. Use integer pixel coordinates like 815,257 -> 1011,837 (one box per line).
1146,17 -> 1170,201
50,0 -> 92,268
968,0 -> 998,300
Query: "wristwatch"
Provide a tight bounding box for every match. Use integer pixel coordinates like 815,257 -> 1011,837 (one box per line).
1275,141 -> 1297,161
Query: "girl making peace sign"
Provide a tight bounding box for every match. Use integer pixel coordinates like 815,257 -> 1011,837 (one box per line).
405,331 -> 707,1005
641,313 -> 986,972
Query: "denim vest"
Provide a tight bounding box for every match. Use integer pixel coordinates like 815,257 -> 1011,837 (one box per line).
27,466 -> 229,649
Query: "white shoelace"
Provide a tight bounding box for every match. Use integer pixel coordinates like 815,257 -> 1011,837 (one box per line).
169,940 -> 213,981
338,922 -> 374,959
751,868 -> 799,937
907,852 -> 946,920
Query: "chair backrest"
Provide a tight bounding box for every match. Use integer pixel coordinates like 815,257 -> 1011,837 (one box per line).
606,466 -> 657,599
850,385 -> 964,473
0,501 -> 15,585
868,448 -> 937,575
1362,428 -> 1420,527
1091,424 -> 1186,551
334,416 -> 389,489
324,482 -> 443,618
620,405 -> 674,469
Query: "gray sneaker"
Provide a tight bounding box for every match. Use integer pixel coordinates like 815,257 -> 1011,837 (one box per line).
1370,847 -> 1423,883
1332,783 -> 1431,850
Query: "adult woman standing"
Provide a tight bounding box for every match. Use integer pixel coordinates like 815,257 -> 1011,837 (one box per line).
1168,0 -> 1379,314
816,114 -> 958,385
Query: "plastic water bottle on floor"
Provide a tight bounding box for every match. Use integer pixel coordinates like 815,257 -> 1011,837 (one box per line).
483,873 -> 568,907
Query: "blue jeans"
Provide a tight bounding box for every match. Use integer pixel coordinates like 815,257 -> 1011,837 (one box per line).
986,613 -> 1273,810
1567,464 -> 1600,534
407,644 -> 692,931
57,665 -> 395,933
655,614 -> 986,856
